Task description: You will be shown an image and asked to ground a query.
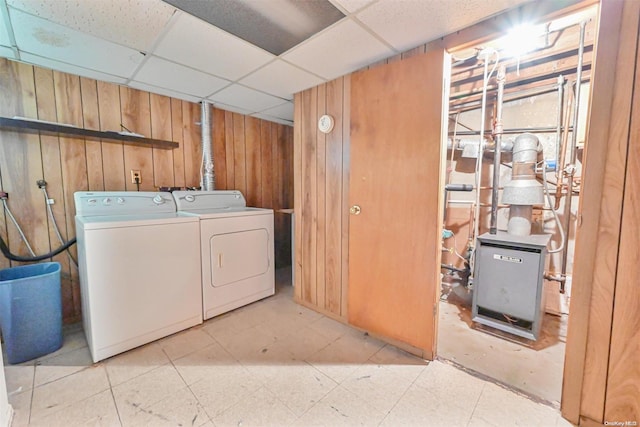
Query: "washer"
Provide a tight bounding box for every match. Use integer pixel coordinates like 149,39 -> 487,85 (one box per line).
173,190 -> 275,320
75,191 -> 202,363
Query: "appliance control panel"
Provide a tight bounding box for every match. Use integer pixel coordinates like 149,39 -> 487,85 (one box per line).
74,192 -> 177,216
173,190 -> 247,211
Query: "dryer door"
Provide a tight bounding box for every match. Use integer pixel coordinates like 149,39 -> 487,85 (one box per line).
210,229 -> 270,287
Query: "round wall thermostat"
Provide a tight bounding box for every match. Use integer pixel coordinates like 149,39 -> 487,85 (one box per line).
318,114 -> 334,133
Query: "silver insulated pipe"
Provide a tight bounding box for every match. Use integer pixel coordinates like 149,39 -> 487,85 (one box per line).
201,101 -> 215,190
502,133 -> 544,236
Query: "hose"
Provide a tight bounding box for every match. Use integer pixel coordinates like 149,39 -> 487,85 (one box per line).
40,185 -> 78,268
2,199 -> 36,256
0,233 -> 76,262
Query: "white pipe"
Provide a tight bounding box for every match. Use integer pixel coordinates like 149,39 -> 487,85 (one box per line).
200,101 -> 215,191
471,48 -> 499,273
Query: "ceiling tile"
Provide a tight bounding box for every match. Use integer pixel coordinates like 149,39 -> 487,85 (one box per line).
153,12 -> 274,81
0,46 -> 16,59
128,81 -> 201,104
7,0 -> 175,52
133,56 -> 230,98
330,0 -> 377,14
259,102 -> 294,121
239,60 -> 325,99
19,52 -> 128,84
251,113 -> 293,127
10,8 -> 144,77
356,0 -> 529,51
208,84 -> 287,113
0,15 -> 12,47
282,18 -> 394,80
212,102 -> 254,116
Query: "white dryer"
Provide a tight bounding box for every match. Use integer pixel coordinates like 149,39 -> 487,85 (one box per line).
75,192 -> 202,362
173,191 -> 274,320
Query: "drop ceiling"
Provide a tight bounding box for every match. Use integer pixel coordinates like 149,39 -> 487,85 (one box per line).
0,0 -> 531,126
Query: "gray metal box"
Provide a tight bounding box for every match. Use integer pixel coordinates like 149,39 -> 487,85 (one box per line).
472,232 -> 551,340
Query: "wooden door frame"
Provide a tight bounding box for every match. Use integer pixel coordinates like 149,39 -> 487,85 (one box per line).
431,0 -> 638,424
427,0 -> 621,424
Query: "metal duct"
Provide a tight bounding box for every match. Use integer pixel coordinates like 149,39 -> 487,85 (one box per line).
201,101 -> 215,191
502,133 -> 544,236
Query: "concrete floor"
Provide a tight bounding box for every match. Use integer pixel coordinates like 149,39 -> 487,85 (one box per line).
437,279 -> 568,405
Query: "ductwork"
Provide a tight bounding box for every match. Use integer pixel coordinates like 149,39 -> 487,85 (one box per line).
201,101 -> 215,191
502,133 -> 544,236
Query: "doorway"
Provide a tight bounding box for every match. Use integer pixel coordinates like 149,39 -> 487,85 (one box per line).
436,5 -> 598,405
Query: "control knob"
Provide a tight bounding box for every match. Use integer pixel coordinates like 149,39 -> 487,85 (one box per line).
185,195 -> 195,202
152,195 -> 165,205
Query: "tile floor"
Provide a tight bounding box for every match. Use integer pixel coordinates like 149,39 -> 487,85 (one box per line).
3,269 -> 573,426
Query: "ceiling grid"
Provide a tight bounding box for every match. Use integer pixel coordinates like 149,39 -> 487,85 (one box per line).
0,0 -> 532,125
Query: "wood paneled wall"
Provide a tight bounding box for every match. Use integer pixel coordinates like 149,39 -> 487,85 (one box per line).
293,77 -> 350,317
0,58 -> 293,323
563,0 -> 640,424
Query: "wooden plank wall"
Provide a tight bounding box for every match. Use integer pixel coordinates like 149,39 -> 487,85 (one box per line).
0,58 -> 293,323
294,77 -> 348,317
561,0 -> 640,424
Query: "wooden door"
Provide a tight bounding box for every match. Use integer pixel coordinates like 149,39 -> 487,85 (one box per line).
348,49 -> 447,359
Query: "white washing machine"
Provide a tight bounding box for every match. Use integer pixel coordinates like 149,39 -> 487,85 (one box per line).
173,191 -> 274,320
75,191 -> 202,362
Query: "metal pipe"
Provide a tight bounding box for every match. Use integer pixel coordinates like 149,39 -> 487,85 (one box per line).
473,50 -> 494,255
561,20 -> 587,282
555,75 -> 565,170
449,126 -> 574,136
490,65 -> 506,235
554,80 -> 574,209
200,101 -> 215,191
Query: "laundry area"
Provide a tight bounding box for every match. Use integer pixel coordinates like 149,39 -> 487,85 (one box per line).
0,0 -> 638,426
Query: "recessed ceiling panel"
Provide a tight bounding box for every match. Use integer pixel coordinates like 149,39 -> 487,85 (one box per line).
283,18 -> 394,80
163,0 -> 345,56
19,52 -> 128,84
10,8 -> 144,77
259,101 -> 294,121
240,60 -> 325,99
7,0 -> 175,52
128,80 -> 201,103
133,56 -> 230,97
208,84 -> 287,113
153,12 -> 274,81
356,0 -> 530,51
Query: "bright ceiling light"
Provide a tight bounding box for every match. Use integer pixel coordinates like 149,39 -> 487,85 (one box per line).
500,23 -> 541,59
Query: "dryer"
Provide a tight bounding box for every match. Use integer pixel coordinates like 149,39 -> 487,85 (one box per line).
75,192 -> 202,362
173,191 -> 274,320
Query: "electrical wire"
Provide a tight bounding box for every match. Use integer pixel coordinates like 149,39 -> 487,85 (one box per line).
541,166 -> 566,254
2,198 -> 36,256
41,186 -> 78,268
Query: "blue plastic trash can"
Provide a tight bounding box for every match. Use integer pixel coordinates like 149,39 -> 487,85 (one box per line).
0,262 -> 63,364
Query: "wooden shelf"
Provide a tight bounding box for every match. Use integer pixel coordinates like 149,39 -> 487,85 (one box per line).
0,116 -> 179,149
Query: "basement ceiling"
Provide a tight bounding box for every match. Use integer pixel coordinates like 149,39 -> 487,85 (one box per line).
0,0 -> 531,126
